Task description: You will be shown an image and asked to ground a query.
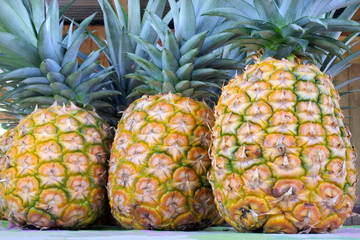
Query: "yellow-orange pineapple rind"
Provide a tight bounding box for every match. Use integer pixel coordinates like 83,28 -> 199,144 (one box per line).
210,58 -> 357,233
109,93 -> 222,230
0,129 -> 15,219
0,104 -> 113,229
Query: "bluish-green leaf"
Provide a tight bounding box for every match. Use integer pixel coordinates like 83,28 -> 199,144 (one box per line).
196,0 -> 224,34
60,89 -> 77,100
75,72 -> 113,94
162,49 -> 179,73
40,59 -> 61,75
192,68 -> 217,80
180,32 -> 208,55
129,33 -> 162,67
47,72 -> 65,83
135,0 -> 166,58
224,0 -> 259,19
253,0 -> 286,26
168,0 -> 180,35
98,0 -> 123,78
178,0 -> 196,41
179,48 -> 199,66
194,52 -> 221,69
128,0 -> 141,36
82,90 -> 121,105
22,77 -> 49,84
38,23 -> 61,64
0,0 -> 37,46
335,77 -> 360,90
280,0 -> 304,23
327,51 -> 360,77
205,7 -> 250,22
61,60 -> 78,76
24,84 -> 51,95
200,32 -> 234,55
80,63 -> 100,80
0,33 -> 41,67
162,70 -> 179,84
208,59 -> 244,70
46,0 -> 61,47
280,24 -> 304,38
146,11 -> 171,44
29,0 -> 45,32
16,96 -> 55,105
65,71 -> 83,88
181,88 -> 194,97
176,63 -> 193,80
62,33 -> 88,67
70,13 -> 96,45
2,68 -> 42,80
175,80 -> 190,92
164,31 -> 181,60
162,81 -> 176,93
50,82 -> 70,95
126,53 -> 163,80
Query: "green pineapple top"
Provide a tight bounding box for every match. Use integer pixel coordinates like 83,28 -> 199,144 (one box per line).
95,0 -> 246,112
125,0 -> 244,102
207,0 -> 360,65
88,0 -> 170,121
0,0 -> 119,128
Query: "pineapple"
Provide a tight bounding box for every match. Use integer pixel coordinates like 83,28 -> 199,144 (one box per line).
0,129 -> 14,219
92,0 -> 170,226
107,0 -> 242,230
0,0 -> 117,228
208,0 -> 359,233
0,103 -> 113,228
109,93 -> 219,230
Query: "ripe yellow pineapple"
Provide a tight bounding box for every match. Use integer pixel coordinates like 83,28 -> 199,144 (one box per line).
0,103 -> 113,228
208,0 -> 359,233
210,58 -> 357,233
109,93 -> 219,230
0,129 -> 14,219
106,0 -> 239,230
0,0 -> 119,228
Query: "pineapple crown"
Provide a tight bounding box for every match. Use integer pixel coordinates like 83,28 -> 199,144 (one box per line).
93,0 -> 169,113
0,0 -> 120,128
95,0 -> 247,109
206,0 -> 360,64
124,0 -> 245,102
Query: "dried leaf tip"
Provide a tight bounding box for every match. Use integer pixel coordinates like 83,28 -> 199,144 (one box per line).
50,101 -> 58,108
69,101 -> 80,110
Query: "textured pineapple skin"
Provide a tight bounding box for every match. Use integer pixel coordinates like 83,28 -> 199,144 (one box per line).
209,58 -> 357,233
108,93 -> 222,230
0,104 -> 113,229
0,129 -> 15,219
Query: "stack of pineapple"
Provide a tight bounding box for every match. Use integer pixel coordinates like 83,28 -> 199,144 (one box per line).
0,0 -> 358,234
